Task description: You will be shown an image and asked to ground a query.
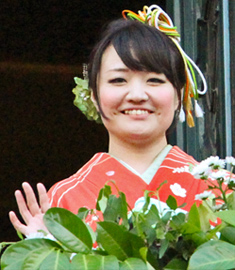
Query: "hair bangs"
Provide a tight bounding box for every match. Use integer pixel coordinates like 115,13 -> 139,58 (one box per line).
112,24 -> 173,76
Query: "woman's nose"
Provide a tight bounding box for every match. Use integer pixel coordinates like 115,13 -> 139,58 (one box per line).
125,82 -> 149,102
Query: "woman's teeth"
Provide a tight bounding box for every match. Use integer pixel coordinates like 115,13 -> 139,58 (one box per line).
124,109 -> 149,115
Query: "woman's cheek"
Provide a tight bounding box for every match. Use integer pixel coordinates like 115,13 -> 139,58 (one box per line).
155,90 -> 176,109
99,88 -> 120,112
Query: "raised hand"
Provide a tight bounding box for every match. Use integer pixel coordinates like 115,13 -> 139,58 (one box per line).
9,182 -> 50,237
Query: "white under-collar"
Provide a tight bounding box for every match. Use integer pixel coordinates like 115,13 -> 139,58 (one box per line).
112,145 -> 172,184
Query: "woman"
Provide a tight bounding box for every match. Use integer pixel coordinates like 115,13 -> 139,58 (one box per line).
9,6 -> 208,237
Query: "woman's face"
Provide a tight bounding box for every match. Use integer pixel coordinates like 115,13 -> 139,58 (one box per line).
97,45 -> 179,144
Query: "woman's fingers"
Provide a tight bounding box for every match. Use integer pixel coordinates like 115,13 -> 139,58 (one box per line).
9,211 -> 28,235
22,182 -> 42,216
14,189 -> 32,224
10,182 -> 50,237
37,183 -> 50,213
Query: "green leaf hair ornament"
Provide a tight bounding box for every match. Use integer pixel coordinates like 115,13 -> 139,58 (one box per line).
72,65 -> 102,124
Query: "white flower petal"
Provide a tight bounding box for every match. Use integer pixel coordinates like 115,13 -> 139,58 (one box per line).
195,190 -> 212,200
170,183 -> 187,197
226,156 -> 235,166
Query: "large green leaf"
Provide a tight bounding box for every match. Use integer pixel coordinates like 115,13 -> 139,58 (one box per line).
1,238 -> 65,270
44,207 -> 93,253
188,240 -> 235,270
38,250 -> 71,270
119,258 -> 148,270
216,210 -> 235,226
70,254 -> 119,270
97,221 -> 132,261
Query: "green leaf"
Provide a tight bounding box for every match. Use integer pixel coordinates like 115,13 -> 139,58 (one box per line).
220,226 -> 235,244
227,192 -> 235,210
16,231 -> 24,240
44,208 -> 93,253
139,247 -> 148,261
97,221 -> 132,261
161,211 -> 172,225
132,205 -> 159,244
159,239 -> 169,259
145,204 -> 161,224
128,232 -> 146,259
38,250 -> 71,270
96,185 -> 112,212
197,204 -> 213,232
166,195 -> 178,210
181,204 -> 201,234
156,227 -> 165,239
189,231 -> 209,246
71,254 -> 119,270
188,240 -> 235,270
170,212 -> 186,229
216,210 -> 235,226
120,258 -> 148,270
103,193 -> 128,227
1,239 -> 65,270
187,204 -> 200,228
77,207 -> 90,220
164,258 -> 188,270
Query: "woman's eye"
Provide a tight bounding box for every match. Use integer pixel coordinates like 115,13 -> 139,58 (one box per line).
108,78 -> 126,84
147,78 -> 165,84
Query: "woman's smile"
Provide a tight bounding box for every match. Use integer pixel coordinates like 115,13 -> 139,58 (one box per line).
97,45 -> 179,143
122,109 -> 151,115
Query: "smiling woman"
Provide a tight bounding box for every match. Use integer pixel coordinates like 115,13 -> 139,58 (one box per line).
98,45 -> 178,155
9,5 -> 208,242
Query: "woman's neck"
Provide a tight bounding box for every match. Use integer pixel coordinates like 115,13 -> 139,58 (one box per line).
108,136 -> 168,174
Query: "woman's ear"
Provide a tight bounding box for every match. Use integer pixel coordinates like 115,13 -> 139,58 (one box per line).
91,92 -> 99,111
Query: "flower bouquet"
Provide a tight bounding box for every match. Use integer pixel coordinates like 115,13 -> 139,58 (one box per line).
1,156 -> 235,270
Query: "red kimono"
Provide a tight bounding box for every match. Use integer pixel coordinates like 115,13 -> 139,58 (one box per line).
48,146 -> 208,222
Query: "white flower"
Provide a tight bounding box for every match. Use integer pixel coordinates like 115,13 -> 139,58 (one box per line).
210,170 -> 227,180
191,163 -> 211,179
173,166 -> 189,173
226,156 -> 235,166
203,156 -> 225,169
224,176 -> 235,184
195,190 -> 212,200
170,183 -> 186,197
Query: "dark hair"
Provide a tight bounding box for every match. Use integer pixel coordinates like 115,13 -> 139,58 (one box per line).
88,18 -> 186,117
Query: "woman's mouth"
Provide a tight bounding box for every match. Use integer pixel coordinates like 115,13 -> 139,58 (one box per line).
123,109 -> 151,115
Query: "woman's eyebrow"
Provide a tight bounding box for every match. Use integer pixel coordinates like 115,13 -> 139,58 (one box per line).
107,67 -> 129,72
